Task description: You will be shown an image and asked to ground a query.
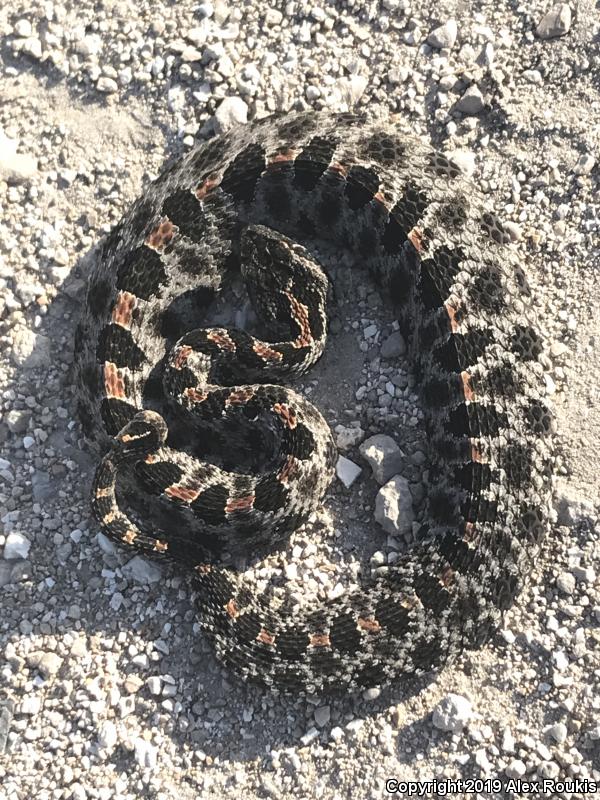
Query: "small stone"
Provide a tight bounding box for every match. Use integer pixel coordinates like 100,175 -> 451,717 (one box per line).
432,694 -> 473,733
20,696 -> 41,715
546,722 -> 568,743
359,435 -> 404,485
502,221 -> 522,242
122,556 -> 161,584
6,409 -> 30,433
74,34 -> 102,56
374,475 -> 414,536
3,532 -> 31,560
505,759 -> 526,779
21,37 -> 42,59
26,651 -> 62,678
557,571 -> 576,594
380,331 -> 406,359
134,737 -> 157,769
573,154 -> 595,175
14,19 -> 33,37
573,565 -> 595,583
0,130 -> 37,184
537,760 -> 560,779
96,77 -> 118,93
445,150 -> 476,177
336,455 -> 362,488
147,676 -> 162,695
180,46 -> 203,62
536,4 -> 572,39
553,651 -> 569,671
213,96 -> 248,133
97,720 -> 118,750
501,727 -> 515,753
427,19 -> 458,49
265,8 -> 283,25
335,424 -> 364,450
340,74 -> 368,106
363,687 -> 381,701
455,85 -> 485,115
300,727 -> 319,746
330,726 -> 344,742
314,706 -> 330,727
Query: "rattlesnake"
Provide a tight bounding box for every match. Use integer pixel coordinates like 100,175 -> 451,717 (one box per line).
74,111 -> 555,693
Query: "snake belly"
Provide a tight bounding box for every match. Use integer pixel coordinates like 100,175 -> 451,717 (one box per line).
74,111 -> 555,694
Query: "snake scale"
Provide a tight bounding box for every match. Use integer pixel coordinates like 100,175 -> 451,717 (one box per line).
73,111 -> 555,694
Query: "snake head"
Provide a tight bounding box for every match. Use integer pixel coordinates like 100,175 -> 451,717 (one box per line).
114,410 -> 168,457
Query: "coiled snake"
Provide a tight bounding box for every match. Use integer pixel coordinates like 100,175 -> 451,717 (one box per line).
74,112 -> 555,693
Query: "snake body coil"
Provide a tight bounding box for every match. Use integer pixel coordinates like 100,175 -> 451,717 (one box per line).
74,112 -> 554,693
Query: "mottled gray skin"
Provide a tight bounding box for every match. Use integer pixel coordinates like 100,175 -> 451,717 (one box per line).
74,111 -> 555,694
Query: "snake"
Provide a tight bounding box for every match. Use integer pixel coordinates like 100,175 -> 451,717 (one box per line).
73,111 -> 555,694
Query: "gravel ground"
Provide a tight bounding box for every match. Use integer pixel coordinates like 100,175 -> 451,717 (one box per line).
1,2 -> 599,799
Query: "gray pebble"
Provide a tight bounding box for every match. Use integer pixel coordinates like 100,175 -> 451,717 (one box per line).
374,475 -> 414,536
426,19 -> 457,49
573,154 -> 595,175
455,85 -> 485,115
359,434 -> 404,484
380,330 -> 406,358
121,555 -> 162,584
536,4 -> 572,39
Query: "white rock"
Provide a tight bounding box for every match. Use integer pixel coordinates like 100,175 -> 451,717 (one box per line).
21,37 -> 42,59
556,572 -> 575,594
536,4 -> 572,39
0,130 -> 37,184
330,726 -> 344,742
335,424 -> 364,450
359,435 -> 404,485
339,75 -> 368,107
11,328 -> 50,367
96,77 -> 118,93
180,45 -> 203,62
501,727 -> 515,752
20,695 -> 41,715
122,556 -> 161,584
134,737 -> 157,769
445,150 -> 476,177
573,154 -> 595,175
74,34 -> 102,56
14,19 -> 33,37
4,532 -> 31,560
213,96 -> 248,133
186,25 -> 209,46
432,693 -> 473,732
336,456 -> 362,488
97,720 -> 118,750
300,727 -> 319,746
427,19 -> 458,49
265,8 -> 283,25
374,475 -> 414,536
505,759 -> 526,779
